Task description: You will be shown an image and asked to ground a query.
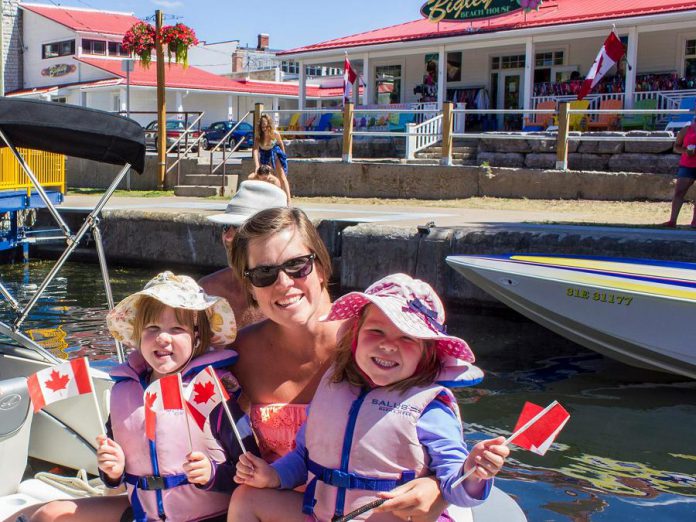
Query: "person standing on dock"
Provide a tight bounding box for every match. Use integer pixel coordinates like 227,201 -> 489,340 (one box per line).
663,107 -> 696,228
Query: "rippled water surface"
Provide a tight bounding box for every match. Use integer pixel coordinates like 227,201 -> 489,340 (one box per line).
1,261 -> 695,521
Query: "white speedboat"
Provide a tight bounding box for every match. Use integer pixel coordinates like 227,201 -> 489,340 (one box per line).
446,254 -> 696,379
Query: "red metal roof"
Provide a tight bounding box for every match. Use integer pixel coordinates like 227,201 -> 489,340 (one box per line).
75,58 -> 344,98
20,3 -> 141,36
281,0 -> 696,55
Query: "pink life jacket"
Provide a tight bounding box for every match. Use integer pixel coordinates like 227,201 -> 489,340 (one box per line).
303,362 -> 482,522
109,349 -> 238,522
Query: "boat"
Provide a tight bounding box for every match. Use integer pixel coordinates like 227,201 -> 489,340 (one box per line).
0,99 -> 524,521
446,254 -> 696,380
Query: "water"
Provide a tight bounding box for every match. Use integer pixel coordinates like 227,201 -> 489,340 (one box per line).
1,261 -> 695,521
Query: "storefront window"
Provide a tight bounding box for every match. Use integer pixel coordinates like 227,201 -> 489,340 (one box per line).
535,51 -> 564,67
108,42 -> 130,57
42,40 -> 75,59
686,39 -> 696,78
82,39 -> 106,55
375,65 -> 401,104
491,55 -> 525,70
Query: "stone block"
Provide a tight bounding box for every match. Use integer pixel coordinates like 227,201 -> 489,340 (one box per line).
525,153 -> 556,169
624,132 -> 675,154
568,153 -> 609,172
480,133 -> 532,153
607,153 -> 669,174
528,135 -> 557,153
477,151 -> 525,168
578,134 -> 624,154
479,167 -> 581,199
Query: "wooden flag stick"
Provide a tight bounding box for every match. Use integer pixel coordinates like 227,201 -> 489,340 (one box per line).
83,358 -> 105,436
209,366 -> 247,454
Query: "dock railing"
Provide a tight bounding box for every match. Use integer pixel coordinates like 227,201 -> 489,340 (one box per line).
0,148 -> 65,195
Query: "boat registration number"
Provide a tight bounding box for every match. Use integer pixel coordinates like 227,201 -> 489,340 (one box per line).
566,287 -> 633,306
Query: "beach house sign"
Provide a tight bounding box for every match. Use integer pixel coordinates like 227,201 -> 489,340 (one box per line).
421,0 -> 540,22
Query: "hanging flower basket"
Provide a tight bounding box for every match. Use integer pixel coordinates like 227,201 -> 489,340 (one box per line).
122,22 -> 156,68
161,23 -> 199,68
518,0 -> 543,12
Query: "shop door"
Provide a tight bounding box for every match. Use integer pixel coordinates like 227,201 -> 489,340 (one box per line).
497,70 -> 524,130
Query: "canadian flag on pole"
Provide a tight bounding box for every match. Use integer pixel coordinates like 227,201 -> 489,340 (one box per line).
577,32 -> 626,100
184,366 -> 229,431
344,55 -> 358,104
144,373 -> 184,441
26,357 -> 94,413
508,401 -> 570,455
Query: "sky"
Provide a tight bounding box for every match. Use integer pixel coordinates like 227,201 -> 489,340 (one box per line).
37,0 -> 429,50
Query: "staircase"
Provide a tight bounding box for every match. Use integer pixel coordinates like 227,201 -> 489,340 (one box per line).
412,138 -> 480,166
172,156 -> 239,197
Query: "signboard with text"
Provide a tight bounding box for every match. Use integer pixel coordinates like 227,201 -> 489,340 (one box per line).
40,64 -> 77,78
421,0 -> 526,22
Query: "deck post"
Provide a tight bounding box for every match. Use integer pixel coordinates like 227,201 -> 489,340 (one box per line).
343,101 -> 354,163
155,10 -> 167,189
441,101 -> 453,166
253,102 -> 263,160
556,102 -> 570,171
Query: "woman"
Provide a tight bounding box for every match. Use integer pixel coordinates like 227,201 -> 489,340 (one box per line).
662,107 -> 696,227
228,207 -> 449,521
253,114 -> 290,203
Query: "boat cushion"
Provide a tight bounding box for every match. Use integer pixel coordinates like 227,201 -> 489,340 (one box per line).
0,377 -> 31,441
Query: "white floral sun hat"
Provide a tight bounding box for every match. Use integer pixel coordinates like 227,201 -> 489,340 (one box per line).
106,271 -> 236,348
323,273 -> 475,362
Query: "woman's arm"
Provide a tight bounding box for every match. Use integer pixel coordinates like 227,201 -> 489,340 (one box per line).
674,126 -> 688,155
276,131 -> 286,153
252,146 -> 260,171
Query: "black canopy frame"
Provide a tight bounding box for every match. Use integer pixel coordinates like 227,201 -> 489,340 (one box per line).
0,98 -> 145,363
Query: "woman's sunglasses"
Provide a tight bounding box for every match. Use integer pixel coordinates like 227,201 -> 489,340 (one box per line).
243,254 -> 316,288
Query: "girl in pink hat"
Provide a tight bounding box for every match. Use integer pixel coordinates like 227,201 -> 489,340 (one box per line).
229,273 -> 509,522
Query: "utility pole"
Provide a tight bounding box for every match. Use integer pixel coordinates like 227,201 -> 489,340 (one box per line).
1,0 -> 5,96
156,10 -> 166,188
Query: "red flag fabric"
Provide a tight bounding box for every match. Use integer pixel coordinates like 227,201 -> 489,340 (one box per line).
26,357 -> 94,413
509,401 -> 570,455
578,32 -> 626,100
184,366 -> 230,431
344,56 -> 358,103
143,373 -> 184,441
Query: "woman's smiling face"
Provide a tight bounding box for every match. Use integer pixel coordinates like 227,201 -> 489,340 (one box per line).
246,226 -> 325,326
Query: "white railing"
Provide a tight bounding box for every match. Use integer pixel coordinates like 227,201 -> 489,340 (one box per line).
405,114 -> 443,159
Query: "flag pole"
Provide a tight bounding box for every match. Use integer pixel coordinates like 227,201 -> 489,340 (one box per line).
209,366 -> 247,454
178,373 -> 194,453
451,401 -> 560,489
84,358 -> 105,436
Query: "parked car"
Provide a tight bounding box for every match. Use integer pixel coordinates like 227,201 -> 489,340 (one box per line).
202,120 -> 254,150
144,120 -> 203,151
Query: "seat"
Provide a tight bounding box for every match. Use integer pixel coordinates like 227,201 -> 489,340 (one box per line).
587,99 -> 623,131
329,112 -> 344,130
621,98 -> 658,131
313,113 -> 333,132
665,96 -> 696,131
523,100 -> 556,131
568,100 -> 591,131
281,113 -> 300,132
0,377 -> 32,497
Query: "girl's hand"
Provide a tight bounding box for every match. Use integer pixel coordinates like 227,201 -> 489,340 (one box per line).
183,451 -> 212,485
233,451 -> 280,489
96,434 -> 125,481
463,436 -> 509,481
375,476 -> 446,522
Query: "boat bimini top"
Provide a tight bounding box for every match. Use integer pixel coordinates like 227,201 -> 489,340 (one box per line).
0,98 -> 145,365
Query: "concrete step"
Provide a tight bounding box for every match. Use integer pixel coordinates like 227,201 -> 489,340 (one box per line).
180,173 -> 237,186
174,185 -> 222,197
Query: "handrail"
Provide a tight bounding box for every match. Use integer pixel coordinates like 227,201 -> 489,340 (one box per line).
406,114 -> 443,159
165,113 -> 206,182
207,111 -> 253,177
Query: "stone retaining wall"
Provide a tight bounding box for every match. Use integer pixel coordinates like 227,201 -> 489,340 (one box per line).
478,131 -> 679,174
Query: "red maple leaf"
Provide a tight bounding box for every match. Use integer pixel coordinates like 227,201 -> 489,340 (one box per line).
193,381 -> 215,405
44,370 -> 70,392
145,392 -> 158,409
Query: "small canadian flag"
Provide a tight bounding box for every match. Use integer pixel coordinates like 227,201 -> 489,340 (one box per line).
144,373 -> 185,441
184,366 -> 229,431
26,357 -> 94,413
508,401 -> 570,455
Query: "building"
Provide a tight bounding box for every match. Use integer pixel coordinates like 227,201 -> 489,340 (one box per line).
6,3 -> 345,126
279,0 -> 696,125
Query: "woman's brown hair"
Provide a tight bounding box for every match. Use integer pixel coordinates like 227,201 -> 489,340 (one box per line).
132,296 -> 211,360
256,114 -> 275,145
230,207 -> 332,306
331,305 -> 442,393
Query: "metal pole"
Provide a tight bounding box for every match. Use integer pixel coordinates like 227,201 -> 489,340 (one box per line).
14,164 -> 132,329
0,280 -> 20,312
92,220 -> 125,363
156,10 -> 167,189
0,128 -> 72,237
0,0 -> 5,96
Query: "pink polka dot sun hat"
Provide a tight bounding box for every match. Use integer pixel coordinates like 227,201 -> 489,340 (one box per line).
324,273 -> 474,362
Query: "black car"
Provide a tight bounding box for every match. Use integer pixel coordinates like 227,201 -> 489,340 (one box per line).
202,120 -> 254,150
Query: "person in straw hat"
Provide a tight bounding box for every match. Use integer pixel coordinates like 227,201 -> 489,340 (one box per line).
201,180 -> 288,329
26,272 -> 255,522
230,273 -> 508,522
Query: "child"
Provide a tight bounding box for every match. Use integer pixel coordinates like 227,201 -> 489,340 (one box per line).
230,274 -> 509,522
104,271 -> 259,521
248,164 -> 282,188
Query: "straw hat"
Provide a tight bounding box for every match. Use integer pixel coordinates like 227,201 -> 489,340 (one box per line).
106,271 -> 237,348
207,180 -> 288,226
323,273 -> 474,362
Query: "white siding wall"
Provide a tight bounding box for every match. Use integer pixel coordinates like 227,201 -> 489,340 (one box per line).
23,11 -> 78,87
638,32 -> 679,74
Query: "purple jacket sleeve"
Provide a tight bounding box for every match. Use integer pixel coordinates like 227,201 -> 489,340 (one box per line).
417,399 -> 492,507
270,418 -> 309,489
